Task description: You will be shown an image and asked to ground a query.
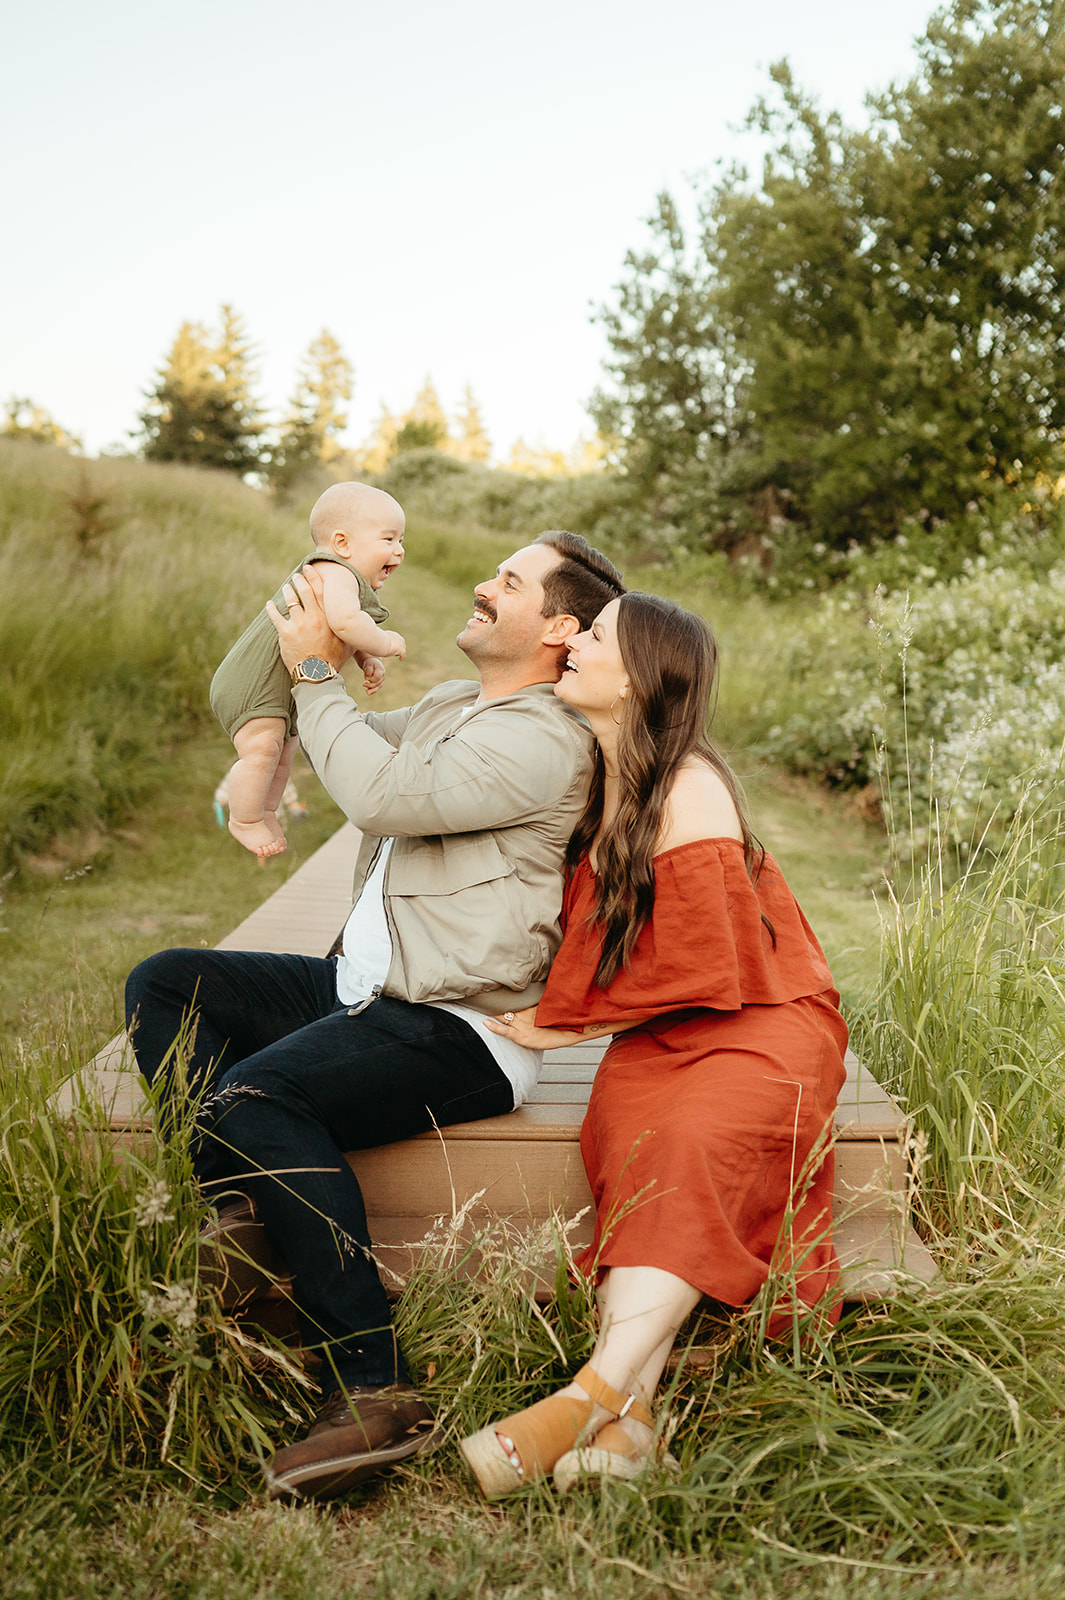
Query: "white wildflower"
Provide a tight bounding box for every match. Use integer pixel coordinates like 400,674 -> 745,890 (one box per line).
0,1222 -> 23,1274
141,1282 -> 198,1332
134,1180 -> 174,1228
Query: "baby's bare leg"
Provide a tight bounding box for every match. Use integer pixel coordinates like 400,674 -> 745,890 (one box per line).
228,717 -> 290,858
262,737 -> 299,834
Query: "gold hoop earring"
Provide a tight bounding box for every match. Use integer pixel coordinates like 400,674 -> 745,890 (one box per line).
609,696 -> 623,726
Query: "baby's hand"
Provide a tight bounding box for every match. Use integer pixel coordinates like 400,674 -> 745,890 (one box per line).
361,655 -> 386,695
378,630 -> 406,660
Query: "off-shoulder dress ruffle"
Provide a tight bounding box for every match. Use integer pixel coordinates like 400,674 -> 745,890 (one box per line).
536,840 -> 849,1332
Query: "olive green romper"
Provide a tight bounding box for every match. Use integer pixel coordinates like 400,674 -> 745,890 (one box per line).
210,551 -> 389,741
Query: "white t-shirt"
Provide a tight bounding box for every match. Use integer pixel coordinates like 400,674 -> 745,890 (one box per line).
334,843 -> 543,1108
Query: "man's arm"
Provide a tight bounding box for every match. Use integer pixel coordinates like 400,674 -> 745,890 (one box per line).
294,680 -> 583,836
270,566 -> 584,834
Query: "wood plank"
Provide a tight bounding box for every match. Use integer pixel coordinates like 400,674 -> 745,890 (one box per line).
348,1129 -> 903,1221
350,1208 -> 936,1302
215,823 -> 359,956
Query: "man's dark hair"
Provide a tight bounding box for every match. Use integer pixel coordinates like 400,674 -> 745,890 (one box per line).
535,530 -> 625,631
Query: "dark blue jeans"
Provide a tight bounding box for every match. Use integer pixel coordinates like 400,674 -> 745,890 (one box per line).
124,948 -> 513,1391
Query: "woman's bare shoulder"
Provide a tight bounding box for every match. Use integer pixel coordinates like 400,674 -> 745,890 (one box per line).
659,758 -> 744,850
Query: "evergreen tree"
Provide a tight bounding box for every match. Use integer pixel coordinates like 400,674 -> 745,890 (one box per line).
137,306 -> 266,475
449,383 -> 491,463
268,329 -> 354,494
358,404 -> 401,474
394,377 -> 448,453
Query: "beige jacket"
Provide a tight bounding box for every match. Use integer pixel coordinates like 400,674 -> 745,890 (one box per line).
293,676 -> 595,1011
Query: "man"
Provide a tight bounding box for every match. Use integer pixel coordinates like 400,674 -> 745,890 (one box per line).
125,528 -> 624,1502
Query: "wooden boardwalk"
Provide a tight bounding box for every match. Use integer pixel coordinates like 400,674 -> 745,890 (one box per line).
61,823 -> 935,1298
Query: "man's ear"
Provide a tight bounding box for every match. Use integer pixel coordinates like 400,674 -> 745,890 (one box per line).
541,613 -> 581,646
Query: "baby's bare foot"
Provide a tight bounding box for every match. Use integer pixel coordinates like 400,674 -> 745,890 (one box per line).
228,817 -> 287,858
262,810 -> 286,844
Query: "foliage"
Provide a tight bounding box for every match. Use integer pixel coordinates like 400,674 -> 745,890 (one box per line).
1,395 -> 82,452
8,450 -> 1065,1589
855,799 -> 1065,1243
744,542 -> 1065,842
359,379 -> 495,472
394,377 -> 449,455
591,191 -> 741,551
137,305 -> 266,477
0,1061 -> 311,1494
0,439 -> 303,876
373,446 -> 638,557
596,0 -> 1065,556
267,329 -> 354,498
451,382 -> 491,463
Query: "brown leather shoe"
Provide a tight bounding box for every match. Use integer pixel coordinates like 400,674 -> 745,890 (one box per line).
264,1384 -> 443,1503
199,1194 -> 285,1312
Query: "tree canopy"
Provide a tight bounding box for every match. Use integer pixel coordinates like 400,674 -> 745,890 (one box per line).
2,397 -> 81,452
267,329 -> 354,494
137,307 -> 266,476
595,0 -> 1065,553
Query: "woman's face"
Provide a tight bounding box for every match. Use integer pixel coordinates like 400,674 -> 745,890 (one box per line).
554,597 -> 630,716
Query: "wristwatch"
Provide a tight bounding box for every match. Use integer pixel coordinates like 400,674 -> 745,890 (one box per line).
290,656 -> 339,687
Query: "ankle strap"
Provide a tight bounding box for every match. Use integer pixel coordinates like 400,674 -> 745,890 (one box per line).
574,1364 -> 653,1428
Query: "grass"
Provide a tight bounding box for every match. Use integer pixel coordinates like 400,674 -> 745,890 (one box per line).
853,802 -> 1065,1248
8,447 -> 1065,1595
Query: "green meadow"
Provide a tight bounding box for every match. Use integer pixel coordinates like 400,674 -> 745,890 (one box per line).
3,442 -> 1065,1598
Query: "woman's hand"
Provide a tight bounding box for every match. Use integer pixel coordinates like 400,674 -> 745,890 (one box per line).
267,566 -> 349,671
483,1007 -> 587,1051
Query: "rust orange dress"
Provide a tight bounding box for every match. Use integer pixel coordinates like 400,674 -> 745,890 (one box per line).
535,839 -> 849,1331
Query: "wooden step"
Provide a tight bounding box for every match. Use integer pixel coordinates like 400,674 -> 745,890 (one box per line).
58,822 -> 936,1299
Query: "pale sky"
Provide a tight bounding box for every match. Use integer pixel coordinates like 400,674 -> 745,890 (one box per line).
2,0 -> 938,461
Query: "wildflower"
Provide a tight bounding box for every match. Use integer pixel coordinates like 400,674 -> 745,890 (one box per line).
0,1222 -> 22,1274
141,1282 -> 198,1332
134,1180 -> 174,1228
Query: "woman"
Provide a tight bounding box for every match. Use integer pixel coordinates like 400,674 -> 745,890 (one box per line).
459,592 -> 848,1498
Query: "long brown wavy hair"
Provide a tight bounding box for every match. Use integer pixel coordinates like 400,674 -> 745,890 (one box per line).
566,591 -> 764,987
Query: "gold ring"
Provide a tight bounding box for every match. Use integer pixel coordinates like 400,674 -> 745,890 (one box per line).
502,1012 -> 515,1024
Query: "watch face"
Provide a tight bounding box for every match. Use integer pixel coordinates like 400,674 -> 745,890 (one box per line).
300,657 -> 332,681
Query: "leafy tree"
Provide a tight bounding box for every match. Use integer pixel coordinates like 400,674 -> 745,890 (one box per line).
591,192 -> 744,544
137,306 -> 266,476
597,0 -> 1065,552
268,329 -> 354,494
2,397 -> 81,451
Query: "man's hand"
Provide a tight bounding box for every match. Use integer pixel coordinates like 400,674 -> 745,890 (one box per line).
267,566 -> 349,672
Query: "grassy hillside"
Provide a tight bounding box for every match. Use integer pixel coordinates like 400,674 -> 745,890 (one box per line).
0,444 -> 884,1060
5,446 -> 1065,1594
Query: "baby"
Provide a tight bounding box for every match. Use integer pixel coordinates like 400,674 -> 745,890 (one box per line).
211,481 -> 406,858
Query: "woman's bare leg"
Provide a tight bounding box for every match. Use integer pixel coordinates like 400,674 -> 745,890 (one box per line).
496,1266 -> 701,1465
227,717 -> 290,858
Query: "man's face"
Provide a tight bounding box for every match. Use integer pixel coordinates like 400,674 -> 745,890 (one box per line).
456,543 -> 563,668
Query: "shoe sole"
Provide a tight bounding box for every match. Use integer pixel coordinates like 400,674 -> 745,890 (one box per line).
553,1444 -> 679,1493
265,1424 -> 444,1503
458,1426 -> 526,1498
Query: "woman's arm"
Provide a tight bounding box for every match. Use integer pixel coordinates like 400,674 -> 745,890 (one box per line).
483,1007 -> 650,1051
